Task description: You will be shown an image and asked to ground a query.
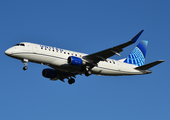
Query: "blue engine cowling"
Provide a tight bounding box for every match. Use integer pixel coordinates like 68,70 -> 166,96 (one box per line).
68,56 -> 83,66
42,68 -> 57,79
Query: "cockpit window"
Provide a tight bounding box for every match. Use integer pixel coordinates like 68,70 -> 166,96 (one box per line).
20,43 -> 25,46
13,43 -> 25,46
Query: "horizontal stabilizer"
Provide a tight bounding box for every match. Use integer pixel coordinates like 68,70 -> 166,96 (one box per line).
135,60 -> 165,70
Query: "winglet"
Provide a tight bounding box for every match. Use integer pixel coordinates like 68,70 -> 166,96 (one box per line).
130,30 -> 144,43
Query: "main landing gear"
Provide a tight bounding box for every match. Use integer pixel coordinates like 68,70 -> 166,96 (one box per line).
68,78 -> 75,85
85,70 -> 91,76
85,66 -> 92,76
22,59 -> 28,71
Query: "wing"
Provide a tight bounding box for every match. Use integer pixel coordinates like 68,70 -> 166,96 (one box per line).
83,30 -> 144,64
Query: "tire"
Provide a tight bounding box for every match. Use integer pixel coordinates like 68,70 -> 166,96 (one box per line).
23,66 -> 27,70
85,71 -> 91,76
68,78 -> 75,84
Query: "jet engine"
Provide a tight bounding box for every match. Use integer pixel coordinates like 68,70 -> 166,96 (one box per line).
67,56 -> 85,66
42,68 -> 57,79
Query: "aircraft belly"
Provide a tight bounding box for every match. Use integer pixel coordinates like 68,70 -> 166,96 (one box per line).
29,54 -> 54,64
50,60 -> 81,71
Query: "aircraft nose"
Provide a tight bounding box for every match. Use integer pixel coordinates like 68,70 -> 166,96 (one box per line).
5,48 -> 13,56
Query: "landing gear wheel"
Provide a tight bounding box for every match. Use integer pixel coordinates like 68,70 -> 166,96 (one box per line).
23,66 -> 28,70
22,59 -> 28,71
85,71 -> 91,76
68,78 -> 75,84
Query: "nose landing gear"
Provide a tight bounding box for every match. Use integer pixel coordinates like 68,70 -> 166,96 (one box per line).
23,66 -> 28,70
21,59 -> 28,71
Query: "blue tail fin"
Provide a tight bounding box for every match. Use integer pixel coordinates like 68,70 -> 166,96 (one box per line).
124,40 -> 148,66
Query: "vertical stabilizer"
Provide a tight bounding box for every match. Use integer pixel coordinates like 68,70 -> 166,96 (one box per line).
124,40 -> 148,66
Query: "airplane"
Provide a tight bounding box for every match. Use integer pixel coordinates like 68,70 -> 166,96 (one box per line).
5,30 -> 164,84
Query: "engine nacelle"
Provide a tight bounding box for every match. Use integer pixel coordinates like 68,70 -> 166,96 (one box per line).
68,56 -> 84,66
42,68 -> 57,79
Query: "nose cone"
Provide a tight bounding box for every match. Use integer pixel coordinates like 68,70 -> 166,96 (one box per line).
5,48 -> 13,56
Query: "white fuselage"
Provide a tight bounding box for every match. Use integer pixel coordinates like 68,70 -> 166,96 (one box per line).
5,42 -> 146,76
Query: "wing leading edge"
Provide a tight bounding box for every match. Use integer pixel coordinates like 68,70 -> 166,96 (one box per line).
83,30 -> 144,64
